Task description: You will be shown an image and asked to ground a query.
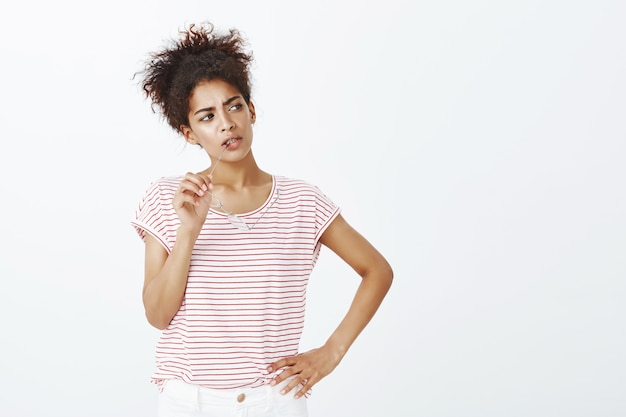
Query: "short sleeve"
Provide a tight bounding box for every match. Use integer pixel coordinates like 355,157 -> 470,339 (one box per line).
313,185 -> 341,242
130,179 -> 175,252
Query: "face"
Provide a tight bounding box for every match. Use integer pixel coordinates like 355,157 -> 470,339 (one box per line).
181,78 -> 256,161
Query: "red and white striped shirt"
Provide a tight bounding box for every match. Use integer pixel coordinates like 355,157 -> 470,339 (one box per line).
131,175 -> 340,389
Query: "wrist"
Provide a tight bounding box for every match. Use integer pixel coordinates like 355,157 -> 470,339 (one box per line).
323,338 -> 348,366
176,225 -> 201,242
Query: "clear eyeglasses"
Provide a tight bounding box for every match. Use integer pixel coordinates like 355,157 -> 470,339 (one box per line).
206,144 -> 278,231
209,189 -> 279,231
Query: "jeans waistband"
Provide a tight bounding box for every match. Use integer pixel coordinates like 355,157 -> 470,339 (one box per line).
163,378 -> 290,407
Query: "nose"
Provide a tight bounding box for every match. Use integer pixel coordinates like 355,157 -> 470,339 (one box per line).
219,112 -> 235,132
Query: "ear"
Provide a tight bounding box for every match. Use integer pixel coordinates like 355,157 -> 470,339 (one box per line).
180,125 -> 198,145
248,101 -> 256,124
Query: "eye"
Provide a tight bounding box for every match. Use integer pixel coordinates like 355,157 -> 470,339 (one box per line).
229,103 -> 243,111
200,113 -> 214,122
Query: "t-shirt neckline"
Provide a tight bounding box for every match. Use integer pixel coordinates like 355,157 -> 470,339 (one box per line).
208,175 -> 277,217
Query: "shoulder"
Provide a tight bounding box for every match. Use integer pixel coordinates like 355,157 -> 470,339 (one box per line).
275,175 -> 338,214
136,175 -> 184,208
275,175 -> 328,197
143,175 -> 184,195
150,175 -> 184,188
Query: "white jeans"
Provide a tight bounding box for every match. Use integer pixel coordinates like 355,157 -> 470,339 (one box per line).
158,378 -> 308,417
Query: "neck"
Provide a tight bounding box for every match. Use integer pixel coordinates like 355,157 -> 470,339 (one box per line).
207,151 -> 270,190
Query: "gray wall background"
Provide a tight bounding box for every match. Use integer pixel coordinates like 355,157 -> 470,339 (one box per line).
0,1 -> 624,416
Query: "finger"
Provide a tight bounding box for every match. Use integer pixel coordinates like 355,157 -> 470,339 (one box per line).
197,173 -> 213,190
173,194 -> 200,209
191,172 -> 213,191
178,181 -> 206,198
176,182 -> 213,204
270,366 -> 296,387
267,355 -> 298,374
195,175 -> 213,195
294,378 -> 314,399
281,376 -> 309,397
181,173 -> 210,195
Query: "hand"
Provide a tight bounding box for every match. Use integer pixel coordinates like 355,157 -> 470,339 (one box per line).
172,172 -> 213,232
267,345 -> 343,399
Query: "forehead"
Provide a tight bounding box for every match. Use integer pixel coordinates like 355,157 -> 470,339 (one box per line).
189,79 -> 241,106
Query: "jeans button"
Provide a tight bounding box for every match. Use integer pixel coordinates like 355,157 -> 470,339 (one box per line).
237,393 -> 246,403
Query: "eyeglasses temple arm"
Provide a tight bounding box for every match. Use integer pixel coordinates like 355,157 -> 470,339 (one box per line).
208,145 -> 228,177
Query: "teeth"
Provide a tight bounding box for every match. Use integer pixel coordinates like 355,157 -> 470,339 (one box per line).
225,138 -> 237,146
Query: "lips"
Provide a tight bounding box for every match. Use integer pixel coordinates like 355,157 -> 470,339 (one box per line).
222,137 -> 240,147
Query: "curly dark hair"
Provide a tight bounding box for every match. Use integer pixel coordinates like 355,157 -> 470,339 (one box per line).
139,22 -> 254,133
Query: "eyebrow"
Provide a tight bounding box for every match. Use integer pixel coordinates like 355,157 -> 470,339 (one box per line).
193,95 -> 241,115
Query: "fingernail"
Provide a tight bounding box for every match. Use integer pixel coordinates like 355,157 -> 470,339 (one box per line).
280,389 -> 286,395
202,184 -> 208,191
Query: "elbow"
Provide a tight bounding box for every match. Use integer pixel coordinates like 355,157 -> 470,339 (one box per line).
382,262 -> 394,292
373,257 -> 393,294
147,315 -> 170,331
143,291 -> 176,330
362,258 -> 393,293
144,308 -> 172,331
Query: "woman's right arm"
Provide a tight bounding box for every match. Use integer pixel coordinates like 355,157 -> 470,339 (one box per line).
142,229 -> 198,330
142,172 -> 213,330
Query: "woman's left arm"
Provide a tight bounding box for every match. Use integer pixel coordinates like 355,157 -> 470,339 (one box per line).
268,214 -> 393,398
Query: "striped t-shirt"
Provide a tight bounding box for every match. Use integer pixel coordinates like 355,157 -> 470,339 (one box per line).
131,175 -> 340,390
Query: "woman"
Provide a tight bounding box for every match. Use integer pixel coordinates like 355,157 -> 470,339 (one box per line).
131,21 -> 393,417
